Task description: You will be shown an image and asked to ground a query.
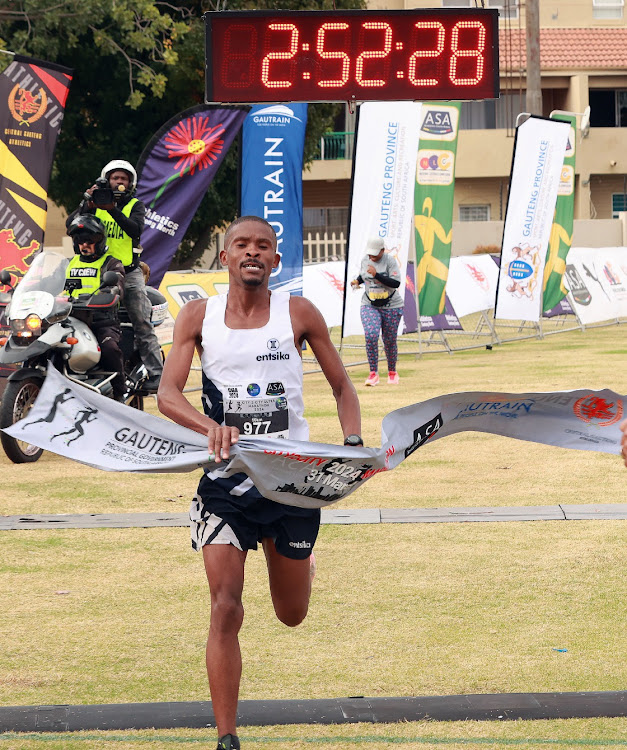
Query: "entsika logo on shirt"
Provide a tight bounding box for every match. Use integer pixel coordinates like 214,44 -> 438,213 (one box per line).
256,351 -> 290,362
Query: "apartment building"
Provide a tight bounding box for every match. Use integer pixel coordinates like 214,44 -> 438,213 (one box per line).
303,0 -> 627,259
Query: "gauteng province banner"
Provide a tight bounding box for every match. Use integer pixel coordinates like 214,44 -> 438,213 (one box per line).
241,104 -> 307,294
495,116 -> 569,322
7,365 -> 625,510
343,101 -> 421,337
543,114 -> 577,312
414,102 -> 461,316
136,104 -> 248,288
0,55 -> 72,286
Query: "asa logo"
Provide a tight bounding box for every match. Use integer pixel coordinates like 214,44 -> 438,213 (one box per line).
421,110 -> 454,136
266,382 -> 285,396
404,414 -> 442,458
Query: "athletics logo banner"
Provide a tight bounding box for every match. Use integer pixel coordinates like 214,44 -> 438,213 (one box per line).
241,104 -> 308,294
343,101 -> 421,337
136,104 -> 248,287
495,116 -> 569,322
6,365 -> 625,510
0,55 -> 72,286
414,102 -> 461,316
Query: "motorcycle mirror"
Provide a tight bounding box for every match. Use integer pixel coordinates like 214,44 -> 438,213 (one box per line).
100,271 -> 119,289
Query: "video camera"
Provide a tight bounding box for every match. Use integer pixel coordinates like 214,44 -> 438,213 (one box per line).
86,177 -> 115,207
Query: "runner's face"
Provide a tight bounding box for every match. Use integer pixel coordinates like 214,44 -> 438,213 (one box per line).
368,248 -> 385,262
222,222 -> 278,287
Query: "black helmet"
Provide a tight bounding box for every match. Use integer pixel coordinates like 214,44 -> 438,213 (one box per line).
68,215 -> 108,261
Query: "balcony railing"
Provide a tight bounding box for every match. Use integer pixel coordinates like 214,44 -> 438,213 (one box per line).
316,131 -> 355,161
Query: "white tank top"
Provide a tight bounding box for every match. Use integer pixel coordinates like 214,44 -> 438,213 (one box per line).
200,291 -> 308,441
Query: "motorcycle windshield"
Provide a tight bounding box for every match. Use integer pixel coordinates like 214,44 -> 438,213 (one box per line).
8,252 -> 71,321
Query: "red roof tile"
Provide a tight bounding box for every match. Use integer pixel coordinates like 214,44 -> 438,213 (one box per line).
499,28 -> 627,70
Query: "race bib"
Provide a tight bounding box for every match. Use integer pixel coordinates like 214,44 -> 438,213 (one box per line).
223,385 -> 289,439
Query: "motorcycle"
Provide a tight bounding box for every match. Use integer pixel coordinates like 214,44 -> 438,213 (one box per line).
0,252 -> 168,463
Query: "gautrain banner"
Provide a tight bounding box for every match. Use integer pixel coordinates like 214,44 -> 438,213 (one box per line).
542,113 -> 577,313
414,102 -> 461,316
495,115 -> 569,322
241,103 -> 308,294
136,104 -> 248,288
6,364 -> 625,510
342,101 -> 421,337
0,54 -> 72,287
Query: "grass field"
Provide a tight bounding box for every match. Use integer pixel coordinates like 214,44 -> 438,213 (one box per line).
1,325 -> 626,749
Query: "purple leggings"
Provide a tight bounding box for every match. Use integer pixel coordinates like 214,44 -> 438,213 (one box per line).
360,304 -> 403,373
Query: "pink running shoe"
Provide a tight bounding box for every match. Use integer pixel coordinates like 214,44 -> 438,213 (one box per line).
365,371 -> 379,386
388,371 -> 400,385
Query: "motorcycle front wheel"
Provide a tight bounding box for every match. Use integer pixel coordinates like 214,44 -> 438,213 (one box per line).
0,377 -> 44,463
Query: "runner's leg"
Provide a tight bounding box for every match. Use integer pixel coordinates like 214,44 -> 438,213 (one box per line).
202,544 -> 247,739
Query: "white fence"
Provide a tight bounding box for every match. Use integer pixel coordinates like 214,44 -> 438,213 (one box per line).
303,231 -> 346,265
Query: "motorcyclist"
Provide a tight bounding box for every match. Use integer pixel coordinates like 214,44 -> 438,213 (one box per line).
66,215 -> 127,402
66,159 -> 163,393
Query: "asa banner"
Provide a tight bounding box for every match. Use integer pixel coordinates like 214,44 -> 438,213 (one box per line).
0,55 -> 72,285
542,114 -> 577,312
414,102 -> 461,316
343,101 -> 421,337
6,364 -> 625,510
241,104 -> 308,294
136,104 -> 248,288
495,115 -> 569,322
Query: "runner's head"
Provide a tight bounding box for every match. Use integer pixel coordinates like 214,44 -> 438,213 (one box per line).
366,236 -> 385,262
221,216 -> 279,288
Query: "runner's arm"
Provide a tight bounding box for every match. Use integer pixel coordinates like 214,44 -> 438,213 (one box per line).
157,299 -> 238,461
290,296 -> 362,443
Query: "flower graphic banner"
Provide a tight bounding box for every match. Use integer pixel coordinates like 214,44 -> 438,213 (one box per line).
0,55 -> 72,287
136,104 -> 248,287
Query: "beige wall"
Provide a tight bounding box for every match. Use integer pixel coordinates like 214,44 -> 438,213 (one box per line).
404,0 -> 623,28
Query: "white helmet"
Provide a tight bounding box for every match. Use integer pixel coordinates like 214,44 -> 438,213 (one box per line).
100,159 -> 137,191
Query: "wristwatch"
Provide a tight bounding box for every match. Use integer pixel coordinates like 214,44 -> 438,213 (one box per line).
343,434 -> 364,447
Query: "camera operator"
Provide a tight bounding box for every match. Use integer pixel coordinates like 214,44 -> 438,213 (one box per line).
66,159 -> 163,393
66,215 -> 126,402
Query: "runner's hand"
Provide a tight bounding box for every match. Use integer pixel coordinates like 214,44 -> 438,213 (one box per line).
207,424 -> 239,463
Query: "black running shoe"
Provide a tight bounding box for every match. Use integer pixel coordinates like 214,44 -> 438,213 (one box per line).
216,734 -> 240,750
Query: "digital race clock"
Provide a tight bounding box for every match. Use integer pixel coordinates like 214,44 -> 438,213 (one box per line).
204,9 -> 500,104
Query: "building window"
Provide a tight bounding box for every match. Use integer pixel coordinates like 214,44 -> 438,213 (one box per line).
589,89 -> 627,127
442,0 -> 519,20
592,0 -> 624,19
303,207 -> 348,235
611,193 -> 627,217
460,92 -> 525,130
459,205 -> 491,221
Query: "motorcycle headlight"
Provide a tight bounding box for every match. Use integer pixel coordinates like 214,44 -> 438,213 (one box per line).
10,314 -> 41,338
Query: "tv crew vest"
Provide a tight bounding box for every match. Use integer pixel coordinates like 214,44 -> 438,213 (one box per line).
66,253 -> 109,294
96,197 -> 137,268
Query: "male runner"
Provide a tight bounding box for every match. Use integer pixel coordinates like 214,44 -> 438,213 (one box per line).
157,216 -> 362,750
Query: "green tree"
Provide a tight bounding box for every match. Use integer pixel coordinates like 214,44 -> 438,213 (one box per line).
0,0 -> 363,267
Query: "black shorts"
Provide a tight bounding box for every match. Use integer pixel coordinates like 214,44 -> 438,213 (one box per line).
190,473 -> 320,560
